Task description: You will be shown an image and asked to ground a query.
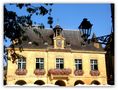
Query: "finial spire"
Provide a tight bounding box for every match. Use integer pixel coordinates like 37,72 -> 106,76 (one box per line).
57,18 -> 59,25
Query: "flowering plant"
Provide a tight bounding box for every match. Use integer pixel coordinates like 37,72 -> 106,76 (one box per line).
15,69 -> 27,75
90,70 -> 100,76
34,69 -> 45,75
48,68 -> 72,75
74,70 -> 84,76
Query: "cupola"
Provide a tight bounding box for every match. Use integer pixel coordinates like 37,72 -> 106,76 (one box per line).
53,25 -> 63,37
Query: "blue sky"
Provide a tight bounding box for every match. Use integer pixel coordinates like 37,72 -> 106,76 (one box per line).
5,3 -> 112,46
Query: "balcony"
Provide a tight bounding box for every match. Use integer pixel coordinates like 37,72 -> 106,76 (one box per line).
48,68 -> 72,75
15,69 -> 27,75
48,68 -> 72,80
90,70 -> 100,76
34,69 -> 45,75
74,70 -> 84,76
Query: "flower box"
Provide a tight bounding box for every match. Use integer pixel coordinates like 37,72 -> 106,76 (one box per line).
74,70 -> 84,76
34,69 -> 45,75
15,69 -> 27,75
90,70 -> 100,76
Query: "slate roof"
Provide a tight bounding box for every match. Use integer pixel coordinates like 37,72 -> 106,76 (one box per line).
12,26 -> 104,51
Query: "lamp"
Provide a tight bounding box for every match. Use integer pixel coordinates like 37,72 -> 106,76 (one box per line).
79,18 -> 92,42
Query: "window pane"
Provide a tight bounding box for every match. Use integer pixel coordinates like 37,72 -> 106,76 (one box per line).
56,58 -> 64,69
40,58 -> 44,62
36,63 -> 39,69
60,60 -> 63,63
18,63 -> 21,69
40,64 -> 44,69
22,63 -> 26,69
60,64 -> 64,69
75,59 -> 82,70
94,60 -> 97,64
36,59 -> 39,62
90,59 -> 98,70
56,59 -> 59,62
94,65 -> 98,70
75,64 -> 78,69
79,60 -> 82,63
23,59 -> 25,62
18,59 -> 21,62
90,60 -> 93,63
91,65 -> 94,70
36,58 -> 44,69
79,64 -> 82,70
56,64 -> 59,69
18,58 -> 26,69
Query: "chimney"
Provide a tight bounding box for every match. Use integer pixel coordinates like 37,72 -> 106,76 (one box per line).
91,33 -> 100,48
93,42 -> 100,48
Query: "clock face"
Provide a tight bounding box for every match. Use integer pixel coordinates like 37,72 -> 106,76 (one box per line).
56,40 -> 62,47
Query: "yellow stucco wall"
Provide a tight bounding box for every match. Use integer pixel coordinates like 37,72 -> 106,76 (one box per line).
6,48 -> 107,86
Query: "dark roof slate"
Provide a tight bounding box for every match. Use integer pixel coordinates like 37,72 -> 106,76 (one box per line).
12,26 -> 104,51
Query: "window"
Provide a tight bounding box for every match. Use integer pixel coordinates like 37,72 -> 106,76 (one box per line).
18,58 -> 26,69
56,58 -> 64,69
36,58 -> 44,69
90,59 -> 98,70
75,59 -> 82,70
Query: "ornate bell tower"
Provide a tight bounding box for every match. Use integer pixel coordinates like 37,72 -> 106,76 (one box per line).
53,25 -> 65,49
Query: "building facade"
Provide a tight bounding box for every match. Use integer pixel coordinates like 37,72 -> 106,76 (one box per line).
6,25 -> 107,86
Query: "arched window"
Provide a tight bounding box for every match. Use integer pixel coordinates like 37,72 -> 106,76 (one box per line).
74,80 -> 84,86
55,80 -> 66,86
91,80 -> 100,85
15,80 -> 26,85
34,80 -> 45,85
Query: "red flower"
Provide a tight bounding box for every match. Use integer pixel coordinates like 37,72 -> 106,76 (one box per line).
34,69 -> 45,75
90,70 -> 100,76
74,70 -> 84,76
15,69 -> 27,75
48,68 -> 72,75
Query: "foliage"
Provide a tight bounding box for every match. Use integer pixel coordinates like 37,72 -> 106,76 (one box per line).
4,3 -> 53,64
4,3 -> 53,42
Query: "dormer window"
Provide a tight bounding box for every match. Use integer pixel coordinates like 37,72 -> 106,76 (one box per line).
28,41 -> 32,44
44,42 -> 48,45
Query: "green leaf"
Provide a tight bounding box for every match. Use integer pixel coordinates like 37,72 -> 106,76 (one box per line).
27,8 -> 35,13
